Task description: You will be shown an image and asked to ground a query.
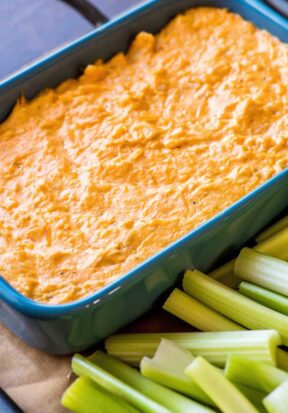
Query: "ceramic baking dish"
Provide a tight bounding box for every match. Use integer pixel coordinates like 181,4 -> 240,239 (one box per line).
0,0 -> 287,355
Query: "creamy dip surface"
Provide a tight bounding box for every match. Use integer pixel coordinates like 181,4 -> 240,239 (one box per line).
0,8 -> 287,303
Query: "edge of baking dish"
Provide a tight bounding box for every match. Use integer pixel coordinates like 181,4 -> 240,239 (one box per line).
1,168 -> 288,316
0,0 -> 287,120
0,0 -> 288,315
0,0 -> 287,353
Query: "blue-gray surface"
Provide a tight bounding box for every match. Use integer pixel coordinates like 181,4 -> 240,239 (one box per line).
90,0 -> 143,17
0,1 -> 283,81
0,0 -> 140,80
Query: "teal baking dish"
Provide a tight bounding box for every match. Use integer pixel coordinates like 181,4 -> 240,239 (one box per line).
0,0 -> 287,355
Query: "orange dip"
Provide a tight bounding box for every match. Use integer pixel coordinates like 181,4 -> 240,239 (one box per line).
0,8 -> 287,303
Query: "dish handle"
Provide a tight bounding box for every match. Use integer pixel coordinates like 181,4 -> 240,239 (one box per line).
60,0 -> 109,25
265,0 -> 288,18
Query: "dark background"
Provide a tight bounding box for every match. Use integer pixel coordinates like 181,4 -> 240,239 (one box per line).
0,0 -> 142,80
0,0 -> 286,81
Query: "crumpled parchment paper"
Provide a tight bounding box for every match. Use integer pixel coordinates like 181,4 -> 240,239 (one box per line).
0,323 -> 71,413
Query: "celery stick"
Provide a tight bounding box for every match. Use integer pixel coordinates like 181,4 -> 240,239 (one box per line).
256,216 -> 288,243
88,351 -> 213,413
162,282 -> 287,372
209,259 -> 238,287
263,381 -> 288,413
277,348 -> 288,372
235,248 -> 288,297
235,384 -> 267,413
105,330 -> 280,366
256,226 -> 288,259
141,348 -> 268,410
163,288 -> 242,332
140,339 -> 214,406
225,354 -> 288,393
183,269 -> 288,346
61,377 -> 140,413
209,226 -> 288,285
239,282 -> 288,316
72,354 -> 172,413
185,357 -> 259,413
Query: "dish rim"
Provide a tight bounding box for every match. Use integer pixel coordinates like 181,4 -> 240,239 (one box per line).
1,169 -> 287,316
0,0 -> 287,91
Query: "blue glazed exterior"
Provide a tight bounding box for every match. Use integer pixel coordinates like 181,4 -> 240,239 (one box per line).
0,0 -> 287,354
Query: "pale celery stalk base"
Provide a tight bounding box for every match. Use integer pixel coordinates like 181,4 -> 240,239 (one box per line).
239,282 -> 288,316
183,269 -> 288,346
235,384 -> 267,413
256,216 -> 288,243
72,354 -> 171,413
277,348 -> 288,372
140,339 -> 214,406
256,226 -> 288,259
209,259 -> 239,288
105,329 -> 280,366
162,272 -> 287,372
225,354 -> 288,393
235,248 -> 288,297
263,381 -> 288,413
185,357 -> 259,413
209,226 -> 288,284
88,351 -> 213,413
61,377 -> 140,413
163,288 -> 242,332
140,341 -> 266,411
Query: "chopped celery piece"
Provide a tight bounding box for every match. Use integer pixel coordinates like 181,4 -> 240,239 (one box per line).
61,377 -> 140,413
225,354 -> 288,393
141,348 -> 267,410
235,384 -> 267,413
140,339 -> 214,406
88,351 -> 213,413
256,216 -> 288,243
163,288 -> 242,332
185,357 -> 259,413
162,279 -> 286,372
235,248 -> 288,297
209,225 -> 288,285
105,330 -> 280,366
209,259 -> 239,288
277,348 -> 288,372
239,282 -> 288,316
256,226 -> 288,260
183,269 -> 288,346
263,381 -> 288,413
72,354 -> 172,413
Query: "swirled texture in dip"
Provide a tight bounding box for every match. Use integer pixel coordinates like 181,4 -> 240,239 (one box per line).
0,8 -> 287,303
